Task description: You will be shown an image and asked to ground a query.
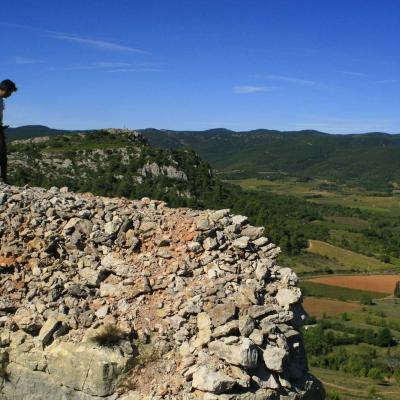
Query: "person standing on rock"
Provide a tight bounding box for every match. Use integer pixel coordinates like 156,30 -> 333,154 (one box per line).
0,79 -> 18,183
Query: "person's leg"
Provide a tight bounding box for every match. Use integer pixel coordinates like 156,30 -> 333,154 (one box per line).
0,128 -> 7,183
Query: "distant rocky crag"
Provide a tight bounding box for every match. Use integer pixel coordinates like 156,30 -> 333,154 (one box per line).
8,129 -> 215,208
0,183 -> 324,399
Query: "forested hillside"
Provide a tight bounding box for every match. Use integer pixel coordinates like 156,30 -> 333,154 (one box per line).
9,125 -> 400,191
141,128 -> 400,191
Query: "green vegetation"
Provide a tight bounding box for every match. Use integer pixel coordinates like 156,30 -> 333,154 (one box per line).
8,130 -> 222,210
394,281 -> 400,298
313,367 -> 400,399
304,296 -> 400,398
9,126 -> 400,191
138,128 -> 400,192
300,281 -> 387,302
307,240 -> 390,272
230,177 -> 400,273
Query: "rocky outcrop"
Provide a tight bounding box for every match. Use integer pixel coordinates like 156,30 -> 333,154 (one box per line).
7,129 -> 214,207
0,183 -> 324,399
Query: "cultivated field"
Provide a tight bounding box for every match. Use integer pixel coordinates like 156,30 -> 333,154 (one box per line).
303,297 -> 360,318
307,240 -> 390,272
309,274 -> 400,294
300,281 -> 387,302
230,177 -> 400,216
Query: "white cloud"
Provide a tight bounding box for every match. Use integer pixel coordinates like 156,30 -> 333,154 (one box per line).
254,74 -> 318,86
233,85 -> 274,94
338,70 -> 368,77
107,68 -> 165,73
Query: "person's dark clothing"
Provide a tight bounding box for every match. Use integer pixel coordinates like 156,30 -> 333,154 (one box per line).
0,126 -> 7,183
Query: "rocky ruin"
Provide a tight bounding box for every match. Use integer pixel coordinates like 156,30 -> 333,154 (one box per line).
0,183 -> 324,399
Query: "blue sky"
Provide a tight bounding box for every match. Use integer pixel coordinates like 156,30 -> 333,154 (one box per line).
1,0 -> 399,133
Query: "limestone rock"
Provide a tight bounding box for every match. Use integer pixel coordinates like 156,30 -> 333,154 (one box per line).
275,288 -> 302,308
46,342 -> 133,396
0,183 -> 322,400
263,345 -> 287,372
192,365 -> 236,394
209,337 -> 258,369
208,303 -> 236,327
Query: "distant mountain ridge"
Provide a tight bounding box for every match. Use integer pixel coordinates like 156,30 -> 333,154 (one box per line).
7,125 -> 400,190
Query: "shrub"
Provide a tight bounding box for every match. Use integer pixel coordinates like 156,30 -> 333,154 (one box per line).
360,295 -> 374,305
90,325 -> 125,347
394,281 -> 400,298
367,368 -> 384,381
326,389 -> 341,400
394,368 -> 400,384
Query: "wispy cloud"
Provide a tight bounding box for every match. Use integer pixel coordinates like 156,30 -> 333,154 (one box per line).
338,70 -> 368,77
233,85 -> 276,94
10,56 -> 45,65
253,73 -> 344,91
377,79 -> 399,84
48,61 -> 163,72
254,74 -> 318,87
3,23 -> 145,53
107,68 -> 165,73
48,32 -> 144,53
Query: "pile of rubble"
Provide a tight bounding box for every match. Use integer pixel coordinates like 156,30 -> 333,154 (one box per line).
0,183 -> 324,399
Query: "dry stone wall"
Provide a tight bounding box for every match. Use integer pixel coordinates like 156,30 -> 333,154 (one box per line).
0,183 -> 324,399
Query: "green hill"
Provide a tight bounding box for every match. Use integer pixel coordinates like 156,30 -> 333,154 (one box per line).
7,129 -> 218,209
140,128 -> 400,191
8,125 -> 400,191
6,125 -> 76,141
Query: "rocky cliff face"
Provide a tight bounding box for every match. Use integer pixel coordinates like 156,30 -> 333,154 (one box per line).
0,183 -> 324,400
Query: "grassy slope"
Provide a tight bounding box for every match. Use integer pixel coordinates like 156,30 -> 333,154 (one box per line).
307,240 -> 390,272
232,177 -> 400,275
312,367 -> 400,399
300,281 -> 387,301
230,178 -> 400,216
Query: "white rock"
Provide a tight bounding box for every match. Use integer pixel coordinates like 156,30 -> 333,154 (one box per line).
263,345 -> 287,372
275,288 -> 302,308
192,366 -> 235,394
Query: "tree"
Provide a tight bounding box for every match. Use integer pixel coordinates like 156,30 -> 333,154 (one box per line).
375,327 -> 392,347
394,281 -> 400,298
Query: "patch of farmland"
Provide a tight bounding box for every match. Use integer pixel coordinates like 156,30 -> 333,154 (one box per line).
309,274 -> 400,294
303,297 -> 360,318
300,281 -> 387,302
307,240 -> 391,271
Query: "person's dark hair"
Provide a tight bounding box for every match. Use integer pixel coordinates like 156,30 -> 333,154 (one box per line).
0,79 -> 17,95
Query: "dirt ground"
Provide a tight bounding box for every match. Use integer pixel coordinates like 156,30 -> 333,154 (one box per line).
303,297 -> 360,318
308,274 -> 400,294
